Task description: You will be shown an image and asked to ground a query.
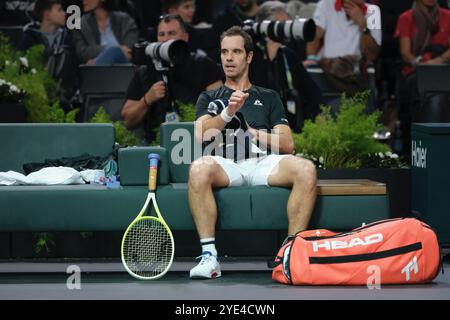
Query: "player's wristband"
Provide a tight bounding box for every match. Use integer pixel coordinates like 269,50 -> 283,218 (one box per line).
220,107 -> 233,123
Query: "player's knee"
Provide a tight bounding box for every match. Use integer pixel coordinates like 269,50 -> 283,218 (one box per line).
295,158 -> 317,187
189,158 -> 215,188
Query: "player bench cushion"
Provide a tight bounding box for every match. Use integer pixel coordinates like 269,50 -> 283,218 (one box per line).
0,123 -> 115,174
0,185 -> 194,232
118,147 -> 170,186
222,186 -> 389,230
0,185 -> 148,232
0,181 -> 389,232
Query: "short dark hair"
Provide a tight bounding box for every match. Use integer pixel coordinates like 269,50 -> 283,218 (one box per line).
161,0 -> 192,13
34,0 -> 60,21
158,14 -> 188,33
220,26 -> 254,54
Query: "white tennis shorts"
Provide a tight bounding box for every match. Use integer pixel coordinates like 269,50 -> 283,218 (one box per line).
206,154 -> 290,187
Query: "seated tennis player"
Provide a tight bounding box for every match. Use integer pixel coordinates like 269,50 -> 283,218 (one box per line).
188,26 -> 317,279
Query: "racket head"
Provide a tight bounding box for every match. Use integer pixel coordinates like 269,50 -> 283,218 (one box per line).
121,216 -> 175,280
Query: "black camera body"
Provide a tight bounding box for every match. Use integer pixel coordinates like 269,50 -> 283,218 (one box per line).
243,18 -> 316,44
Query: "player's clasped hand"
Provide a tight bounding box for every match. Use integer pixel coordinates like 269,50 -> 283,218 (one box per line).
227,90 -> 249,116
144,80 -> 166,105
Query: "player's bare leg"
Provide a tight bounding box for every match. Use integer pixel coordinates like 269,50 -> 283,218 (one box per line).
188,156 -> 229,279
268,155 -> 317,235
188,156 -> 229,238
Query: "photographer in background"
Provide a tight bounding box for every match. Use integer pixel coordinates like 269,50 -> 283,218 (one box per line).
121,14 -> 223,143
249,1 -> 324,132
72,0 -> 139,65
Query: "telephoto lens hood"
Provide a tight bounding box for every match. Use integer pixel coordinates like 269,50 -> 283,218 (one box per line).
243,18 -> 316,43
145,39 -> 190,66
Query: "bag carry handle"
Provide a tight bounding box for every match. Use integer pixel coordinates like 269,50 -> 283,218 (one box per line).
267,256 -> 282,269
267,235 -> 296,269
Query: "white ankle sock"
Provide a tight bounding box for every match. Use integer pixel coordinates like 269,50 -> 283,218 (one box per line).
200,237 -> 217,257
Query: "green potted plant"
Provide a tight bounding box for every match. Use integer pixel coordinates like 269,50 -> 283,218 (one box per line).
293,92 -> 410,217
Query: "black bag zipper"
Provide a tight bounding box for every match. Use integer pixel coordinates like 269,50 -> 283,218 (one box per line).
309,242 -> 422,264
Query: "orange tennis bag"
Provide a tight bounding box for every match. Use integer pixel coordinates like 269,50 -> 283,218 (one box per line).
271,218 -> 442,285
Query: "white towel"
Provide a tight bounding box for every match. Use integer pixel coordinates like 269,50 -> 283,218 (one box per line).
0,167 -> 85,186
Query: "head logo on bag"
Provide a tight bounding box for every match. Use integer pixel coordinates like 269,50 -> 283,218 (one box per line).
312,233 -> 384,252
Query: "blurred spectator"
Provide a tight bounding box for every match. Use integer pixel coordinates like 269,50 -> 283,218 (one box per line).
395,0 -> 450,133
213,0 -> 260,37
19,0 -> 67,50
250,1 -> 323,131
19,0 -> 79,109
285,0 -> 317,18
121,14 -> 223,143
378,0 -> 448,62
396,0 -> 450,76
0,0 -> 35,26
72,0 -> 139,65
305,0 -> 382,63
161,0 -> 217,57
162,0 -> 195,25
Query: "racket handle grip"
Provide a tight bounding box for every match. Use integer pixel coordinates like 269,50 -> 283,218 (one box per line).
148,153 -> 160,192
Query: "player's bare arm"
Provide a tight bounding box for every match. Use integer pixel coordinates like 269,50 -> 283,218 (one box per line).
248,124 -> 295,155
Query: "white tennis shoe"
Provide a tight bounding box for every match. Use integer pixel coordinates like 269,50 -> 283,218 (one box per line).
189,252 -> 221,279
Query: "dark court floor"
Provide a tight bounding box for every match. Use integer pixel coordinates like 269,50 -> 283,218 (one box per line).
0,258 -> 450,300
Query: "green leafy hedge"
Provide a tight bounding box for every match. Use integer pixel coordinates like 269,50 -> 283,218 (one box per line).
90,107 -> 141,146
90,102 -> 196,147
293,92 -> 403,169
0,34 -> 77,122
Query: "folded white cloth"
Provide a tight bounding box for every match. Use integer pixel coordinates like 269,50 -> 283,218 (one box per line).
80,169 -> 105,184
0,167 -> 85,186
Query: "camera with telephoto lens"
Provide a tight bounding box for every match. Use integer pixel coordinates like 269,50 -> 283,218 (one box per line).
132,39 -> 190,70
243,18 -> 316,43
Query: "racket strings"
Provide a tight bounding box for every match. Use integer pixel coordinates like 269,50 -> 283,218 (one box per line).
123,219 -> 173,278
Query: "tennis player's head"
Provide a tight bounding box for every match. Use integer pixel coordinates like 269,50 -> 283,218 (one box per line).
220,26 -> 254,81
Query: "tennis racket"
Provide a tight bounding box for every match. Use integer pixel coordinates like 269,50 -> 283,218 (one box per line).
121,153 -> 175,280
